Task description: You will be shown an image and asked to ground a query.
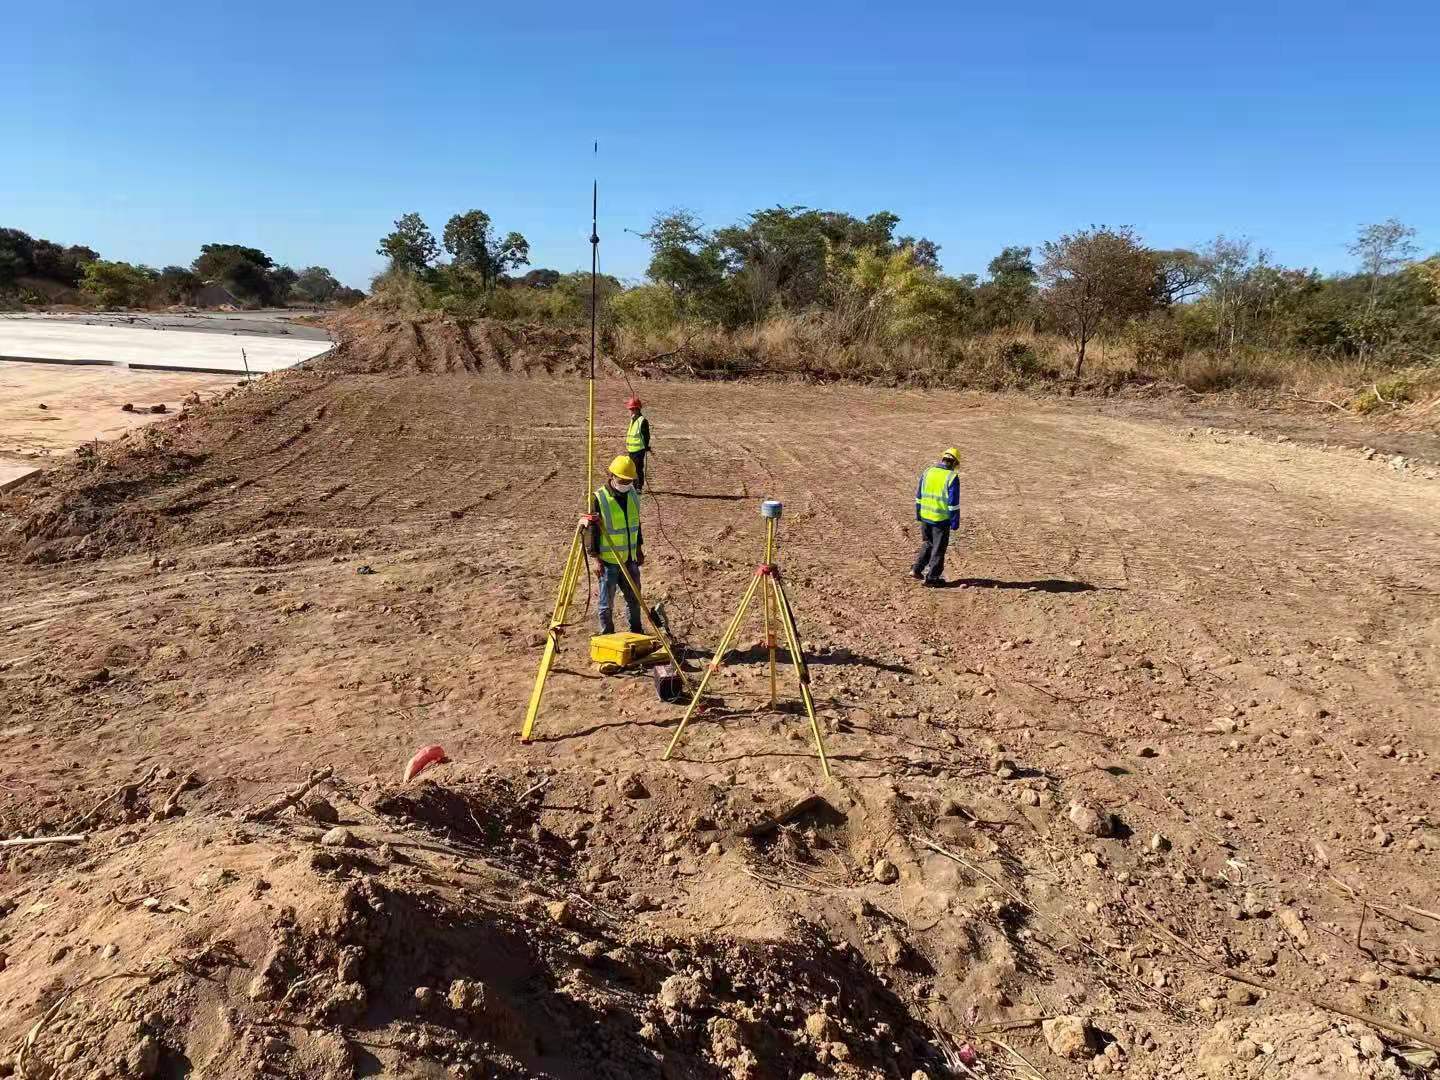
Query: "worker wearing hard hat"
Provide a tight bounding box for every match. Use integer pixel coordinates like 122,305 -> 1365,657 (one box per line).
624,396 -> 651,491
912,448 -> 961,586
589,455 -> 645,634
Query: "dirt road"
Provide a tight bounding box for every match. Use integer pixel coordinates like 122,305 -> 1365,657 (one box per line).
2,316 -> 1437,1079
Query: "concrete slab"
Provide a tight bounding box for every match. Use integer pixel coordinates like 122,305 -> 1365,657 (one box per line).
0,462 -> 39,492
0,320 -> 331,374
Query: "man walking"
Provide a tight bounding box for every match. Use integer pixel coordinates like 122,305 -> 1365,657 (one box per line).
589,455 -> 645,634
624,396 -> 651,491
912,448 -> 961,586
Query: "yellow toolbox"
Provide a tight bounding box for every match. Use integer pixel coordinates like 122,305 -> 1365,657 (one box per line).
590,632 -> 661,668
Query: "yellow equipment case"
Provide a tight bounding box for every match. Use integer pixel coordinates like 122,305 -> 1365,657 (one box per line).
589,632 -> 661,668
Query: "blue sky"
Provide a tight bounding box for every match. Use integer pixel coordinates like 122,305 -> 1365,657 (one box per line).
7,0 -> 1438,288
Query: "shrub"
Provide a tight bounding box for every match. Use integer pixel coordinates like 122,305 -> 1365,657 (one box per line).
79,260 -> 156,308
610,285 -> 681,336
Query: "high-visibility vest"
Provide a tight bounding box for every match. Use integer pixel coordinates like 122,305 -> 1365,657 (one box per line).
626,415 -> 647,453
595,486 -> 640,564
916,466 -> 957,524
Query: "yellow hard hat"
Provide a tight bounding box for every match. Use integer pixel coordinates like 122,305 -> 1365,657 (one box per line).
608,454 -> 638,481
942,447 -> 961,463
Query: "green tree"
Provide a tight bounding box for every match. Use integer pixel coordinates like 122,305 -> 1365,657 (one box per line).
975,246 -> 1037,329
192,243 -> 278,305
712,206 -> 834,319
844,246 -> 975,340
293,266 -> 342,303
80,260 -> 157,307
0,228 -> 36,287
519,268 -> 561,289
378,213 -> 440,274
1039,227 -> 1157,377
550,271 -> 623,324
156,266 -> 199,304
441,209 -> 529,289
30,240 -> 97,286
641,209 -> 725,305
268,265 -> 299,304
1152,249 -> 1210,305
1349,219 -> 1418,314
1197,235 -> 1260,352
1412,257 -> 1440,306
897,236 -> 941,270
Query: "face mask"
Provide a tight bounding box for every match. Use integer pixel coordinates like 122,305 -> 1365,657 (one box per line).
613,481 -> 634,493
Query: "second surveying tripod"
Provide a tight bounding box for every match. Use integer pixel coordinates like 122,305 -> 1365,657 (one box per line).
663,500 -> 831,777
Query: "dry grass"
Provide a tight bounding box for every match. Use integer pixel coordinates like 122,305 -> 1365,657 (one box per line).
610,314 -> 1440,426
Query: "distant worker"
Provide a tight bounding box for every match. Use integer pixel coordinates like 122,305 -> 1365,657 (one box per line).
624,396 -> 651,491
912,448 -> 961,587
589,455 -> 645,634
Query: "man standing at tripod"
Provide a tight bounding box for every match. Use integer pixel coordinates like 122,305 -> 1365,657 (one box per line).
589,455 -> 645,634
912,447 -> 961,587
624,396 -> 651,491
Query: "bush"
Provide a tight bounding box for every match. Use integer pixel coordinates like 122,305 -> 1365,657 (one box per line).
79,260 -> 156,308
1178,351 -> 1289,393
609,285 -> 681,335
1127,314 -> 1188,369
1350,374 -> 1424,413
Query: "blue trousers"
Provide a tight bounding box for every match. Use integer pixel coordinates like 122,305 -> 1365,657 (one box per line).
598,560 -> 642,634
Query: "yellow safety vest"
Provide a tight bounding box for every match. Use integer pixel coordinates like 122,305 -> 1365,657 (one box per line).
626,415 -> 647,453
916,466 -> 956,524
595,486 -> 640,564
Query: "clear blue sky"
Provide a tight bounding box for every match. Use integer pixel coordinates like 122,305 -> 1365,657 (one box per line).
7,0 -> 1438,289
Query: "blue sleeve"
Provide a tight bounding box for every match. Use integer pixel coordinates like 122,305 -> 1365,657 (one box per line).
948,475 -> 960,529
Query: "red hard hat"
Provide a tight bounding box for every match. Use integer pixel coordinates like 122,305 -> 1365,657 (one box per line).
626,396 -> 642,409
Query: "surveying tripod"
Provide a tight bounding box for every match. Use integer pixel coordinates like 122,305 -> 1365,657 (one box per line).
663,500 -> 831,777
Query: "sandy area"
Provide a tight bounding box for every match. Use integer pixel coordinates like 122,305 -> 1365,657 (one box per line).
0,361 -> 238,491
1,314 -> 1437,1079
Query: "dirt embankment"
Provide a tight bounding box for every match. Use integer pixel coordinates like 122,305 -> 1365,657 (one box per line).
2,311 -> 1438,1079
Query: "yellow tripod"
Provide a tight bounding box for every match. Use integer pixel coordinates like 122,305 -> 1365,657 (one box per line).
518,167 -> 691,743
663,500 -> 831,777
521,511 -> 690,742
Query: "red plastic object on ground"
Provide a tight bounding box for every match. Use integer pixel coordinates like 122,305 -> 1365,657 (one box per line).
404,744 -> 448,782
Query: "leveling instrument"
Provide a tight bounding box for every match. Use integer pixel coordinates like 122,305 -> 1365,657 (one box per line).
664,500 -> 831,777
520,155 -> 690,743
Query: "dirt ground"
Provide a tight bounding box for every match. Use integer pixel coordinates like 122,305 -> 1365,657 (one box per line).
0,361 -> 237,464
1,315 -> 1438,1079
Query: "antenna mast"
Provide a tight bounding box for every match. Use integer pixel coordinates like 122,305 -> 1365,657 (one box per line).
586,142 -> 598,502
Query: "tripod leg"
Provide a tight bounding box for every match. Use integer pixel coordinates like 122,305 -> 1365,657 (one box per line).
764,576 -> 778,707
663,570 -> 763,760
521,523 -> 587,742
771,576 -> 831,778
614,558 -> 693,691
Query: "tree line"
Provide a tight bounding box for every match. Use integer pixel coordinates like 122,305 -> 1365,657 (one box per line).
373,206 -> 1437,379
372,210 -> 618,321
0,227 -> 364,310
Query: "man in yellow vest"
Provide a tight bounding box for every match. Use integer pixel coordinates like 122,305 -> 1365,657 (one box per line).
589,455 -> 645,634
624,396 -> 651,491
912,448 -> 961,587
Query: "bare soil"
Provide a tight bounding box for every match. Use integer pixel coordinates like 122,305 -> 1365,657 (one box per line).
0,362 -> 236,484
2,314 -> 1438,1079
